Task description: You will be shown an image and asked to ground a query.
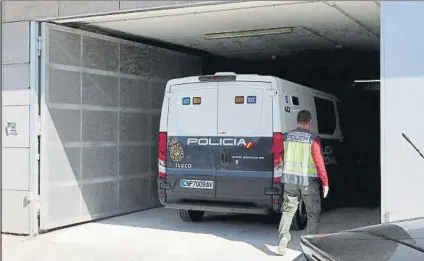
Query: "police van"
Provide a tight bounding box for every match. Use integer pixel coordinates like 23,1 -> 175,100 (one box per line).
157,72 -> 343,230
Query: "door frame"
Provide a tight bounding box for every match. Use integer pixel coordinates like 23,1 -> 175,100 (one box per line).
29,21 -> 42,236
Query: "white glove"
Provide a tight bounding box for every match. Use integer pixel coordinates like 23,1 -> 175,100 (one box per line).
323,186 -> 329,198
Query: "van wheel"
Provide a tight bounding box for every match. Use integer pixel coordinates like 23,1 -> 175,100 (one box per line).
179,210 -> 205,222
291,199 -> 307,231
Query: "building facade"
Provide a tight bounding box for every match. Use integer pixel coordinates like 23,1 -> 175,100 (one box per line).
2,1 -> 424,236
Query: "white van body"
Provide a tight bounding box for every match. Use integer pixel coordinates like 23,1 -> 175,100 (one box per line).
157,72 -> 343,224
159,73 -> 342,139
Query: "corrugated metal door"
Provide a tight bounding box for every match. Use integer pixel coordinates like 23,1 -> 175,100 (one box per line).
38,22 -> 202,230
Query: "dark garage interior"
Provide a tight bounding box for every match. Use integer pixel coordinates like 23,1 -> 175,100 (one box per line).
55,0 -> 381,224
202,49 -> 381,210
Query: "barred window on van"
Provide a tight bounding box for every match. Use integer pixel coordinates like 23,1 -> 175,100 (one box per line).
314,97 -> 336,135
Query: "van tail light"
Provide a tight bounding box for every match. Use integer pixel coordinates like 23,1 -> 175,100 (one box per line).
272,132 -> 284,184
158,132 -> 167,179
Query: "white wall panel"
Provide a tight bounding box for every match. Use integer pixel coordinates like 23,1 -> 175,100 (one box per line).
381,1 -> 424,222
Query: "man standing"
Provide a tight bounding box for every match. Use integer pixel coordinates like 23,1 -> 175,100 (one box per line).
277,110 -> 329,256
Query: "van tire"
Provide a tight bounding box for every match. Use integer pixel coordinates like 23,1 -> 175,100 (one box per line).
179,210 -> 205,222
291,200 -> 307,231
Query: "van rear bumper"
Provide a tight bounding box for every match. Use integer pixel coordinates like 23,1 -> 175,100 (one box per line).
165,202 -> 272,215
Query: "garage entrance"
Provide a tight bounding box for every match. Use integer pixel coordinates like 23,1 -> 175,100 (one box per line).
34,1 -> 383,232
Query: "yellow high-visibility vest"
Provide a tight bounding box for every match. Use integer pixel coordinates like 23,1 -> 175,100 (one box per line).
282,128 -> 319,186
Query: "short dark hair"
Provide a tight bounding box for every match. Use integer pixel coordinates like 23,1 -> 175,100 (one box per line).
297,110 -> 312,124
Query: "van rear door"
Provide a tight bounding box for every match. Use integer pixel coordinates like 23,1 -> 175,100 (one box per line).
215,81 -> 274,204
166,82 -> 218,200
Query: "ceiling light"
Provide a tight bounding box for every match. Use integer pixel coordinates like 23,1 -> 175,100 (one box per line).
205,27 -> 294,40
354,80 -> 380,83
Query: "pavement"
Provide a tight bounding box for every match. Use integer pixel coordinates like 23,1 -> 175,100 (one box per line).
2,207 -> 380,261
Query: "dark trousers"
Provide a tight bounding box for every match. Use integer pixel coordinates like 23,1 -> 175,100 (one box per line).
278,181 -> 321,242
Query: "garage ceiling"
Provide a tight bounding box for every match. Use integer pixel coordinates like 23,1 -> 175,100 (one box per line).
57,1 -> 380,60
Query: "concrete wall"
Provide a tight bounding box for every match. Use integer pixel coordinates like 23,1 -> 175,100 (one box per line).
380,1 -> 424,222
1,1 -> 204,235
2,21 -> 36,235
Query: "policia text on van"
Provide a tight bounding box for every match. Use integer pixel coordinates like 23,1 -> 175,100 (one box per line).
156,72 -> 343,230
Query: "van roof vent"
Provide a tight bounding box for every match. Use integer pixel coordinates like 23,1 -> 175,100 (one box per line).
214,72 -> 236,76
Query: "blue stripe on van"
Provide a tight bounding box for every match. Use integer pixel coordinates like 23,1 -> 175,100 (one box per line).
167,168 -> 215,176
167,168 -> 271,178
216,170 -> 272,178
166,136 -> 273,172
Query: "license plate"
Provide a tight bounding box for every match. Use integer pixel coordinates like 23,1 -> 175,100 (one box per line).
180,179 -> 214,189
